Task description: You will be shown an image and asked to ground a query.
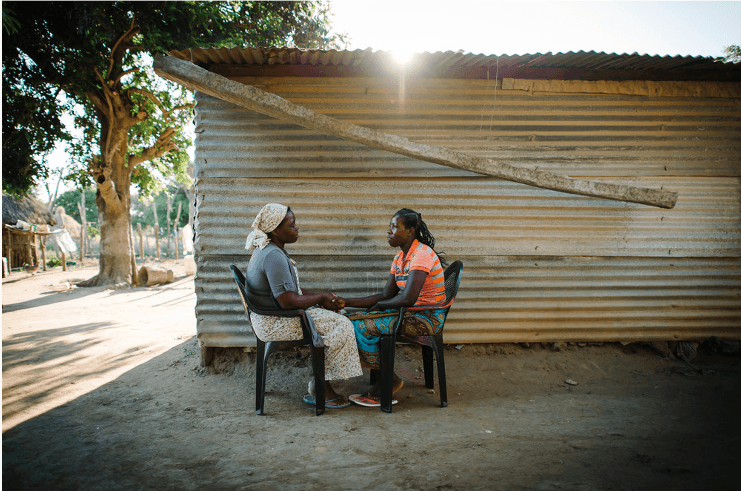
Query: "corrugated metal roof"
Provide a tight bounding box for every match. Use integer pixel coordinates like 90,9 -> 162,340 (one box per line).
170,47 -> 741,78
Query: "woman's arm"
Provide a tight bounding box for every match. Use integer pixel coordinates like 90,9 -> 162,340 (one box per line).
369,270 -> 428,311
274,290 -> 341,311
260,250 -> 341,311
342,274 -> 398,309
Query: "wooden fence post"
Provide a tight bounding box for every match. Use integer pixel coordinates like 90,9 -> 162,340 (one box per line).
41,236 -> 47,271
166,195 -> 172,258
174,201 -> 182,260
77,192 -> 87,265
151,200 -> 161,260
137,223 -> 144,260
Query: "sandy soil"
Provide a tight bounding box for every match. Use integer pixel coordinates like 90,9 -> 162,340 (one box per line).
3,262 -> 740,490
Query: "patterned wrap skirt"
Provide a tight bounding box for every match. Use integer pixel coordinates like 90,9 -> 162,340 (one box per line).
249,307 -> 363,381
346,308 -> 447,369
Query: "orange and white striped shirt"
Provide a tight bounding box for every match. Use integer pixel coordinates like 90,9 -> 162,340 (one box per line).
391,239 -> 445,306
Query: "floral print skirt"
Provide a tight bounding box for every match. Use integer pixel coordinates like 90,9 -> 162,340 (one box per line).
249,307 -> 363,381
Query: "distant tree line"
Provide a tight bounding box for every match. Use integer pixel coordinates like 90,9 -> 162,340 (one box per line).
54,186 -> 191,232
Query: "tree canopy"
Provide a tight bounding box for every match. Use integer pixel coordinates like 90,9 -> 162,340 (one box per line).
2,1 -> 346,196
2,0 -> 345,285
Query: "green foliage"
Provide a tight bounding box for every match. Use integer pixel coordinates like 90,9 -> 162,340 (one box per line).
3,6 -> 20,34
54,188 -> 98,223
2,14 -> 73,196
2,1 -> 346,196
46,256 -> 61,268
723,45 -> 741,63
131,186 -> 191,233
87,222 -> 99,238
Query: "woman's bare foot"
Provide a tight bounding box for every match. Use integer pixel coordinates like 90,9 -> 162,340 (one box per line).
365,372 -> 404,397
308,378 -> 346,402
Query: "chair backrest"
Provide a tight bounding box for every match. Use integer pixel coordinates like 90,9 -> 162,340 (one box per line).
442,260 -> 463,308
230,264 -> 258,315
230,264 -> 303,318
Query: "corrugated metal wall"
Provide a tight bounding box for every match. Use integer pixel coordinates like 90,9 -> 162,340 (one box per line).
193,76 -> 741,347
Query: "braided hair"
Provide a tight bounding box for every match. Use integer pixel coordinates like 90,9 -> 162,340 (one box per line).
394,208 -> 446,267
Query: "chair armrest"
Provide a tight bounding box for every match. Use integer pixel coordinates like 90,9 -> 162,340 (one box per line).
248,305 -> 304,318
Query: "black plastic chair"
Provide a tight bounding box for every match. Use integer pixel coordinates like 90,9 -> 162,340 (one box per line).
376,260 -> 463,413
230,265 -> 326,416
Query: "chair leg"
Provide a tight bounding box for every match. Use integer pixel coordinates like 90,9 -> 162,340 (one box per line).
422,345 -> 435,389
255,340 -> 267,415
369,368 -> 379,386
311,345 -> 325,416
379,334 -> 396,413
432,335 -> 447,407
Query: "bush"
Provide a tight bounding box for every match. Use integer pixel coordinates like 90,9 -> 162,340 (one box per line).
47,257 -> 61,268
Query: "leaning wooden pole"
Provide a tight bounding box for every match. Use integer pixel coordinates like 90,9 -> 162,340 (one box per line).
154,54 -> 677,209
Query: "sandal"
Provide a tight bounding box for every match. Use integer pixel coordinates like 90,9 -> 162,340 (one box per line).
348,394 -> 398,407
303,394 -> 351,409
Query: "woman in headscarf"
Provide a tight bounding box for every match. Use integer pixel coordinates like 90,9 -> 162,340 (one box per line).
340,208 -> 447,407
245,203 -> 362,409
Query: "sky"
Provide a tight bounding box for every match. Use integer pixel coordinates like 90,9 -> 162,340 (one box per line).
330,0 -> 741,58
38,1 -> 740,200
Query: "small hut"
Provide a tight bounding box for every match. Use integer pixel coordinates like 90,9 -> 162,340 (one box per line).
154,48 -> 741,364
2,194 -> 57,271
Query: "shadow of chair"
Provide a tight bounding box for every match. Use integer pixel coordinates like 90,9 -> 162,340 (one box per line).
376,260 -> 463,413
230,265 -> 326,416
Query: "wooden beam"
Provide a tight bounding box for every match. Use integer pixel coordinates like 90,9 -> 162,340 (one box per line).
154,54 -> 677,209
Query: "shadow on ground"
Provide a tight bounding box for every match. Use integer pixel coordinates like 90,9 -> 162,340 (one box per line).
3,341 -> 741,491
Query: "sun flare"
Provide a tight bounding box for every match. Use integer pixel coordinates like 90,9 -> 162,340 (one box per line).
391,48 -> 414,65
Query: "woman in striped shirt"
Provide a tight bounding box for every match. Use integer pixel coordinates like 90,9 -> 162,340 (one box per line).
342,208 -> 447,407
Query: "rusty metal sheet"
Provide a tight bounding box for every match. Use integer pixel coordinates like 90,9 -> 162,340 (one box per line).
191,71 -> 740,347
196,255 -> 741,347
192,177 -> 740,258
194,85 -> 741,180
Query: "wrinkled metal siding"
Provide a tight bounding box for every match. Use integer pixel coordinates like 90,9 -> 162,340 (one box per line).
193,78 -> 741,347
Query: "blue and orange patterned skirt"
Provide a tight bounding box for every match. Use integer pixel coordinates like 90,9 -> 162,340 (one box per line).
346,309 -> 447,369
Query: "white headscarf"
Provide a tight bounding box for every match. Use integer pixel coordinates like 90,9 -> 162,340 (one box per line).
245,203 -> 289,251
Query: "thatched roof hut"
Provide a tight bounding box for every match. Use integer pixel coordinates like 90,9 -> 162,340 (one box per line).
2,194 -> 57,271
53,206 -> 82,238
2,194 -> 56,226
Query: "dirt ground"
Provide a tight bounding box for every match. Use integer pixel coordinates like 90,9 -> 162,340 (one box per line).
3,261 -> 740,491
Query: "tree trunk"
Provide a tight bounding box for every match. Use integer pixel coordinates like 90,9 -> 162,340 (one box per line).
81,188 -> 132,286
79,131 -> 135,287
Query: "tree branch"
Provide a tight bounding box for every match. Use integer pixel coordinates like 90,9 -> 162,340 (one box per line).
93,68 -> 116,158
128,127 -> 178,168
112,68 -> 139,85
87,91 -> 108,115
107,17 -> 139,79
163,103 -> 196,120
129,88 -> 164,111
128,89 -> 194,122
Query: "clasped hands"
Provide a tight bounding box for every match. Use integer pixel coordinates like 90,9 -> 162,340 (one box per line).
319,292 -> 346,312
320,293 -> 381,313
